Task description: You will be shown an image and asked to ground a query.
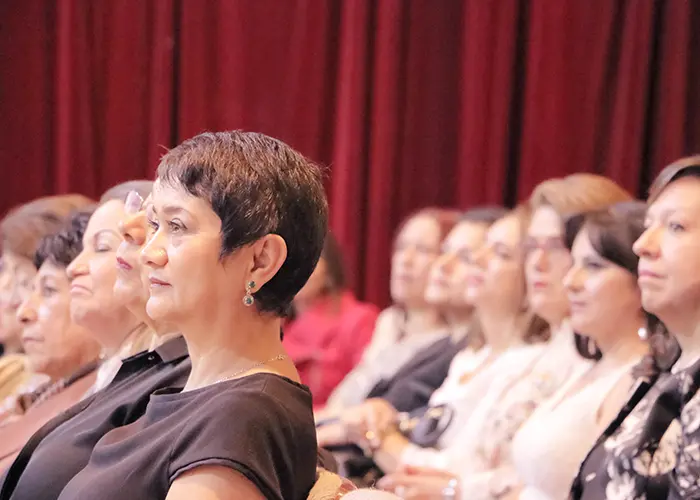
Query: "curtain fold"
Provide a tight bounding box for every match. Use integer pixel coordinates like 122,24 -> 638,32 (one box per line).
2,0 -> 700,307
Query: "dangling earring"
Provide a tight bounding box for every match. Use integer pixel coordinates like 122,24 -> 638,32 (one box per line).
638,327 -> 648,340
243,280 -> 256,307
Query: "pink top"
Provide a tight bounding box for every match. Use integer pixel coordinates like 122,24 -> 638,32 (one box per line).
284,292 -> 379,407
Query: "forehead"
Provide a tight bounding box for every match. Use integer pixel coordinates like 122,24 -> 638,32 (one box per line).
397,215 -> 440,242
488,214 -> 520,245
85,200 -> 125,237
571,226 -> 596,256
648,176 -> 700,216
528,205 -> 563,238
444,221 -> 486,247
151,180 -> 220,222
37,260 -> 67,279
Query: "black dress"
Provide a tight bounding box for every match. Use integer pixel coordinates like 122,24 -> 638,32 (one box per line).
57,373 -> 317,500
1,336 -> 191,500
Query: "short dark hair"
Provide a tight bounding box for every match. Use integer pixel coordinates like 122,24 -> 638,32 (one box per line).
34,206 -> 96,269
566,201 -> 679,370
157,131 -> 329,316
100,180 -> 154,205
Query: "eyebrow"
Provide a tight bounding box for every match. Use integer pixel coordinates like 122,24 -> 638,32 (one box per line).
93,229 -> 121,240
152,205 -> 189,217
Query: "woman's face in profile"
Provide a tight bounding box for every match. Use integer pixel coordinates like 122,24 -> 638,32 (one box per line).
67,201 -> 129,341
425,221 -> 487,308
468,214 -> 525,311
565,227 -> 641,342
17,261 -> 99,379
634,176 -> 700,329
142,181 -> 243,325
0,251 -> 36,345
524,206 -> 573,323
114,193 -> 152,315
390,215 -> 442,306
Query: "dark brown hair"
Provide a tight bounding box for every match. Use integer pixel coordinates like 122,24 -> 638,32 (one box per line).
100,180 -> 154,204
565,201 -> 679,371
34,206 -> 97,269
1,194 -> 95,261
157,131 -> 329,317
647,155 -> 700,203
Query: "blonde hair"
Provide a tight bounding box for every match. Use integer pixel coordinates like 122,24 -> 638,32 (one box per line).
529,173 -> 633,219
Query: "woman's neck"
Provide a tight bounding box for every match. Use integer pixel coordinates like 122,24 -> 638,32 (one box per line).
403,306 -> 445,336
478,308 -> 528,352
183,312 -> 287,391
596,318 -> 648,368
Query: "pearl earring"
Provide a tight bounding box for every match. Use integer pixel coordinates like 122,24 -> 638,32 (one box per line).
638,327 -> 648,340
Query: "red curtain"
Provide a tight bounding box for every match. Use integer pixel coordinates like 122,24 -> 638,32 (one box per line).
2,0 -> 700,308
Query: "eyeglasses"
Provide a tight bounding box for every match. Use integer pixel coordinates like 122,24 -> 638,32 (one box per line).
522,237 -> 568,255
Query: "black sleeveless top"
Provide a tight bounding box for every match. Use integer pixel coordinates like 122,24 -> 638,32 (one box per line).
57,373 -> 317,500
1,337 -> 191,500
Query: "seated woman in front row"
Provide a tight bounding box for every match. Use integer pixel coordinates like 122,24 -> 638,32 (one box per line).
56,131 -> 326,500
0,188 -> 190,500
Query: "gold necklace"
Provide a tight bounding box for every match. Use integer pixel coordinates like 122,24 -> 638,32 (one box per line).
214,354 -> 287,385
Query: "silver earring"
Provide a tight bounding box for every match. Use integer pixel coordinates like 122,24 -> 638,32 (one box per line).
243,280 -> 256,307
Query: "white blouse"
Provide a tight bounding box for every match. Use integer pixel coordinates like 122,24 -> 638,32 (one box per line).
511,361 -> 638,500
400,343 -> 544,470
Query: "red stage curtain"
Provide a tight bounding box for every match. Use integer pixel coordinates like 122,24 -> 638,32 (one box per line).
2,0 -> 700,307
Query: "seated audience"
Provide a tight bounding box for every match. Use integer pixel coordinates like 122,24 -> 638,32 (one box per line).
316,208 -> 458,421
2,208 -> 102,422
377,174 -> 633,498
339,206 -> 548,479
318,207 -> 506,448
85,181 -> 157,393
0,195 -> 93,399
509,202 -> 649,499
0,188 -> 191,499
284,232 -> 379,408
569,157 -> 700,499
54,131 -> 326,499
642,157 -> 700,499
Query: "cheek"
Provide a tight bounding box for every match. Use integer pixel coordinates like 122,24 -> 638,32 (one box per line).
92,258 -> 118,298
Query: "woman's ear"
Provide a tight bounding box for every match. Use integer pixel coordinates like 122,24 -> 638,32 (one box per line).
247,235 -> 288,289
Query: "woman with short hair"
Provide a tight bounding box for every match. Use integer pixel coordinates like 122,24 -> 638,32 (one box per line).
56,131 -> 328,500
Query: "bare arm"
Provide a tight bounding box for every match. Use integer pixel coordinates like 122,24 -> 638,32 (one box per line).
166,465 -> 266,500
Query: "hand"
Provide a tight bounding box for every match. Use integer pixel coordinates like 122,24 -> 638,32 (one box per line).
316,422 -> 349,448
341,398 -> 398,448
378,466 -> 460,499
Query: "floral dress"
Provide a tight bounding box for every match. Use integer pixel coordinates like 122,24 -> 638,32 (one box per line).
667,356 -> 700,499
571,371 -> 682,500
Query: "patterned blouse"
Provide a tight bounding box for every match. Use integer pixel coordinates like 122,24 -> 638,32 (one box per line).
571,371 -> 683,500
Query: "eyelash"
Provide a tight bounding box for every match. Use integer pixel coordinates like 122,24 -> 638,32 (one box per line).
168,220 -> 185,233
668,222 -> 685,233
